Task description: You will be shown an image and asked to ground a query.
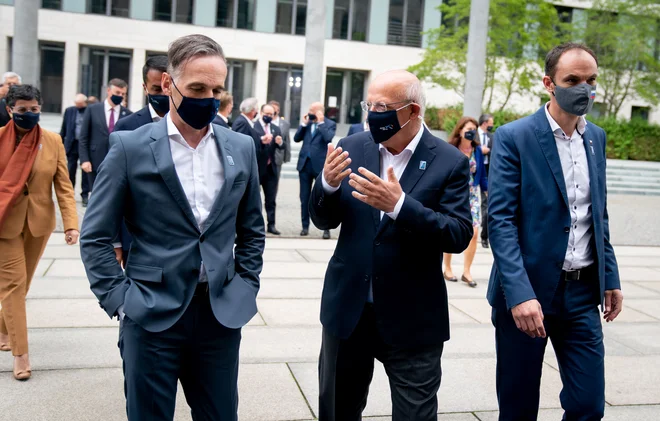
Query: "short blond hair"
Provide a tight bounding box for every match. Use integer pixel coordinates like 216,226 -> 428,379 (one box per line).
219,91 -> 233,112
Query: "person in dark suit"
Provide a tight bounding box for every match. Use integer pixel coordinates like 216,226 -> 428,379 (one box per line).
252,103 -> 284,235
79,78 -> 131,190
0,72 -> 21,128
60,93 -> 91,206
477,113 -> 494,248
310,70 -> 473,421
269,100 -> 291,177
487,43 -> 623,421
113,55 -> 169,267
232,97 -> 259,137
347,120 -> 368,137
213,91 -> 232,128
295,102 -> 337,239
80,34 -> 265,421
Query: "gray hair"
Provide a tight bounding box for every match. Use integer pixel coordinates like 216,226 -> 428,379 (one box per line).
167,34 -> 226,79
403,80 -> 426,117
240,97 -> 259,114
2,71 -> 21,84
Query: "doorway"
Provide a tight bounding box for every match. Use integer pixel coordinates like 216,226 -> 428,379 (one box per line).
268,63 -> 304,128
324,69 -> 368,124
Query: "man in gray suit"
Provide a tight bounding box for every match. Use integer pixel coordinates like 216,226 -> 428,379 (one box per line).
80,34 -> 265,421
269,100 -> 291,175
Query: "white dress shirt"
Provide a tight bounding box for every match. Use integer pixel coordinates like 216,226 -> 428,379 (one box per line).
478,127 -> 490,164
105,99 -> 121,128
544,104 -> 594,271
148,103 -> 163,122
240,113 -> 255,128
322,123 -> 425,220
259,118 -> 271,134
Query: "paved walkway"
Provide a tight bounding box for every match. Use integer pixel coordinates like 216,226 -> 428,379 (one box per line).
2,237 -> 660,420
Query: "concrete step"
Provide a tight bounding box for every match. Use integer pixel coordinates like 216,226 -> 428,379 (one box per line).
607,181 -> 660,190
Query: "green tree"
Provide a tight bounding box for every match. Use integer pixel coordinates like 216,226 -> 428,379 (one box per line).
409,0 -> 564,112
583,0 -> 660,117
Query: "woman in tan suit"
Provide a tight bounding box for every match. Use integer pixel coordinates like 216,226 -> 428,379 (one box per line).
0,85 -> 79,380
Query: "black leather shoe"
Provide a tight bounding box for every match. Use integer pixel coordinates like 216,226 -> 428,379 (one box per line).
267,226 -> 281,235
323,230 -> 331,240
82,196 -> 89,207
300,229 -> 309,236
481,240 -> 489,248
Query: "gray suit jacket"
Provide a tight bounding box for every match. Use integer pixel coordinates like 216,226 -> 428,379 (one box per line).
80,119 -> 265,333
274,118 -> 291,167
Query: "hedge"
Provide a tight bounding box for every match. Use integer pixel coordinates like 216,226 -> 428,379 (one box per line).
424,106 -> 660,162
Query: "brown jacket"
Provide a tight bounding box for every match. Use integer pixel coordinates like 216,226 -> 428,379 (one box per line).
0,126 -> 78,239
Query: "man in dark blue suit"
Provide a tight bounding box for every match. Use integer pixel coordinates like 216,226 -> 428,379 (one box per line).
80,35 -> 265,421
487,43 -> 623,421
113,55 -> 169,266
295,102 -> 336,238
346,120 -> 368,137
311,70 -> 472,421
60,93 -> 90,205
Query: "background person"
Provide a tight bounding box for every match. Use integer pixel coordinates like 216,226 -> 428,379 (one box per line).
60,93 -> 91,206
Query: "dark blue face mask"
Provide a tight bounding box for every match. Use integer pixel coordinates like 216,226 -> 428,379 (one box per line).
367,103 -> 412,144
262,115 -> 273,124
148,94 -> 170,115
110,95 -> 124,106
464,130 -> 477,141
171,79 -> 219,130
13,112 -> 40,131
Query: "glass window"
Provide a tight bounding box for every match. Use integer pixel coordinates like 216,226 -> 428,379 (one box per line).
88,0 -> 107,14
268,64 -> 304,127
39,43 -> 65,113
333,0 -> 370,41
237,0 -> 255,29
154,0 -> 173,21
217,0 -> 235,27
351,0 -> 369,41
295,0 -> 307,35
175,0 -> 194,23
631,106 -> 650,122
333,0 -> 350,39
388,0 -> 423,47
88,0 -> 129,16
275,0 -> 306,35
80,46 -> 132,104
226,60 -> 256,119
111,0 -> 130,16
155,0 -> 193,23
217,0 -> 254,29
42,0 -> 62,9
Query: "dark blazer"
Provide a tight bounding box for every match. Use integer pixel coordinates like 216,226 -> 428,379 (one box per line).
469,143 -> 488,192
80,118 -> 265,332
231,114 -> 257,138
79,102 -> 131,169
0,98 -> 10,128
252,120 -> 283,177
274,118 -> 291,167
310,129 -> 473,347
60,106 -> 82,152
294,119 -> 337,174
487,106 -> 620,312
114,106 -> 153,132
347,122 -> 366,137
213,114 -> 230,128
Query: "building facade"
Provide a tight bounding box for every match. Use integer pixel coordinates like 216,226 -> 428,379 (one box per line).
0,0 -> 658,125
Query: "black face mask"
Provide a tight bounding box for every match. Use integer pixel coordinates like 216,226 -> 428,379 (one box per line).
487,125 -> 494,132
110,95 -> 124,106
13,112 -> 40,131
148,94 -> 170,115
464,130 -> 477,141
308,113 -> 317,122
262,115 -> 273,124
367,104 -> 412,144
171,79 -> 219,130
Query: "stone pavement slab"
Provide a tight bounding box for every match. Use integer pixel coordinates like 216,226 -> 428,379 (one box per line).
44,258 -> 87,277
635,281 -> 660,293
476,406 -> 660,420
625,299 -> 660,320
258,299 -> 321,326
616,281 -> 660,298
259,278 -> 323,299
261,262 -> 328,279
449,299 -> 492,324
28,277 -> 94,299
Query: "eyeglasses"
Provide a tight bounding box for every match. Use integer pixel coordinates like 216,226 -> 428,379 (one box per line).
360,100 -> 413,113
12,106 -> 41,114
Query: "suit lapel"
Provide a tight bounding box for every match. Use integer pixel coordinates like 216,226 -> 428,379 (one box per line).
97,104 -> 109,136
582,126 -> 599,219
149,120 -> 199,231
363,139 -> 381,230
201,127 -> 237,234
534,111 -> 569,209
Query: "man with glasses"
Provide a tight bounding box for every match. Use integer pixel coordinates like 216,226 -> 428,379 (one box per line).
0,72 -> 22,128
310,70 -> 472,421
294,102 -> 336,239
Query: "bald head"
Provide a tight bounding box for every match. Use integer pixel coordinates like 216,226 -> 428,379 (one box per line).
368,70 -> 426,116
74,93 -> 87,108
309,102 -> 325,114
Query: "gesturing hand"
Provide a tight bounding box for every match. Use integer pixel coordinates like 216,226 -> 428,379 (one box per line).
323,144 -> 351,188
315,110 -> 325,123
65,229 -> 79,245
275,135 -> 283,146
604,289 -> 623,322
349,167 -> 402,213
261,133 -> 273,145
511,299 -> 546,338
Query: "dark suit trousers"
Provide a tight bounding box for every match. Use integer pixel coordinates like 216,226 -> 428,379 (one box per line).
319,305 -> 444,421
119,288 -> 241,421
261,164 -> 279,227
87,171 -> 98,192
493,266 -> 604,421
66,139 -> 90,198
299,160 -> 318,229
480,163 -> 489,242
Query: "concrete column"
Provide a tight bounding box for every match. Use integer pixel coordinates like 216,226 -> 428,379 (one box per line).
61,40 -> 80,112
12,0 -> 39,85
254,59 -> 270,107
193,0 -> 217,27
301,0 -> 326,114
62,0 -> 85,13
422,0 -> 442,48
368,0 -> 389,45
129,48 -> 146,111
255,0 -> 277,33
325,0 -> 334,39
463,0 -> 489,118
0,31 -> 7,74
130,0 -> 153,20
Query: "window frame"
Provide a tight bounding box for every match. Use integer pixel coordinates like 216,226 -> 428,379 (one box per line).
217,0 -> 256,30
333,0 -> 371,42
387,0 -> 424,48
154,0 -> 194,24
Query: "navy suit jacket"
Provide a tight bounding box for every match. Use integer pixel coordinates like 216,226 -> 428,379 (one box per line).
294,119 -> 337,174
310,128 -> 473,347
60,106 -> 83,152
347,122 -> 366,137
80,119 -> 265,332
213,115 -> 230,128
252,121 -> 283,177
471,143 -> 488,192
79,102 -> 132,169
487,106 -> 620,312
114,106 -> 153,132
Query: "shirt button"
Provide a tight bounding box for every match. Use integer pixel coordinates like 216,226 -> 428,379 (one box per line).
574,206 -> 577,210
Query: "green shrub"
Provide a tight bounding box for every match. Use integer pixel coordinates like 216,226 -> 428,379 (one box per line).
424,105 -> 526,134
588,117 -> 660,161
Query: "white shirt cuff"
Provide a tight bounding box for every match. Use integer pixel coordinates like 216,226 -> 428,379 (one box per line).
117,305 -> 124,321
321,173 -> 341,194
112,242 -> 122,249
386,193 -> 406,220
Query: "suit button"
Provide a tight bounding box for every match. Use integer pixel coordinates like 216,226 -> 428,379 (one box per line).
564,227 -> 570,233
199,235 -> 205,243
364,275 -> 369,282
375,241 -> 381,246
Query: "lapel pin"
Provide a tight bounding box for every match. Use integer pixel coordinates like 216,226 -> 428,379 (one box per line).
419,161 -> 427,170
39,144 -> 42,150
227,155 -> 235,166
588,140 -> 595,156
